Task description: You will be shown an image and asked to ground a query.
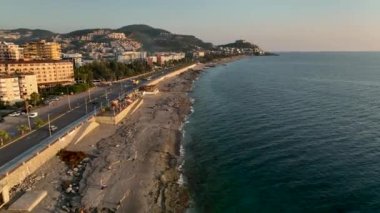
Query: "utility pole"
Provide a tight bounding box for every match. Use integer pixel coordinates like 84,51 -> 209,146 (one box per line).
68,94 -> 72,111
67,87 -> 72,110
85,98 -> 88,114
25,100 -> 31,131
105,89 -> 108,104
88,88 -> 91,102
48,113 -> 52,137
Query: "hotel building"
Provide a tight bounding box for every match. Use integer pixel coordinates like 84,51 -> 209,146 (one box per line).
0,60 -> 75,87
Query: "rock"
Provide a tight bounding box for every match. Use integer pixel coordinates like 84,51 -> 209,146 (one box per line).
73,168 -> 79,172
66,187 -> 72,193
61,205 -> 70,212
67,170 -> 73,176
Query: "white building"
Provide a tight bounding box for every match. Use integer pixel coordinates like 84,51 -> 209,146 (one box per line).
107,33 -> 126,40
193,51 -> 205,58
18,74 -> 39,100
62,53 -> 83,67
0,41 -> 23,61
0,73 -> 38,104
117,51 -> 147,63
156,52 -> 186,65
147,56 -> 157,64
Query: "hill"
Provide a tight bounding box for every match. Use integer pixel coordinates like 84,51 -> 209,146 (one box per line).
0,25 -> 213,52
0,28 -> 57,43
116,24 -> 213,52
218,40 -> 259,49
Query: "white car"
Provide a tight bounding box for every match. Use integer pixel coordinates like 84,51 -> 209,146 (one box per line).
28,112 -> 38,118
9,112 -> 21,117
49,125 -> 58,132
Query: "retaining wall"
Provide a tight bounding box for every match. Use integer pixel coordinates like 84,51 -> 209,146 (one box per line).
147,64 -> 197,86
0,117 -> 97,207
96,98 -> 143,125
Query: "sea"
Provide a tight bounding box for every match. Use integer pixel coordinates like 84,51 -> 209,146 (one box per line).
183,52 -> 380,213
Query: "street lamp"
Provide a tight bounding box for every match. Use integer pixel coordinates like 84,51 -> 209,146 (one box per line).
85,98 -> 88,114
25,100 -> 32,131
67,94 -> 72,111
48,113 -> 52,137
88,88 -> 91,102
66,88 -> 72,110
105,89 -> 108,104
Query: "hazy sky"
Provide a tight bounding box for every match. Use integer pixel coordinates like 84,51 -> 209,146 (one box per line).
1,0 -> 380,51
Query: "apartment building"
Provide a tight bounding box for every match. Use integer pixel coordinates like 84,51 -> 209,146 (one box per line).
62,53 -> 83,67
0,41 -> 24,61
0,60 -> 74,87
0,75 -> 21,103
156,52 -> 186,65
147,56 -> 158,65
117,51 -> 147,63
22,40 -> 61,60
0,73 -> 38,103
193,51 -> 205,58
107,33 -> 126,40
18,74 -> 38,100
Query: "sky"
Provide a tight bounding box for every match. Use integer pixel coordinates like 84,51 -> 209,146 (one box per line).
1,0 -> 380,51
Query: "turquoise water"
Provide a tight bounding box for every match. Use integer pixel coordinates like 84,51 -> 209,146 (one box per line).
183,53 -> 380,213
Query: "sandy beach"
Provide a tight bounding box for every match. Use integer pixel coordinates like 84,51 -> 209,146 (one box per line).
1,56 -> 246,213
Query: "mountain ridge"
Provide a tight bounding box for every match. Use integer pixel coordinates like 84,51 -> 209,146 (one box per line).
0,24 -> 215,52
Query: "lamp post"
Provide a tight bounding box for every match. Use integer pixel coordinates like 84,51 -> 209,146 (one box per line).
88,88 -> 91,102
85,98 -> 88,114
25,100 -> 32,131
67,94 -> 71,111
105,90 -> 108,105
48,113 -> 52,137
67,88 -> 71,110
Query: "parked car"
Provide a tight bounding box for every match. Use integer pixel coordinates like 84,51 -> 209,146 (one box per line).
28,112 -> 38,118
51,96 -> 60,101
9,112 -> 21,117
49,125 -> 58,132
44,100 -> 52,105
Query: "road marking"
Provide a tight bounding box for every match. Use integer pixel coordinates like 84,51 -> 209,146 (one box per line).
0,108 -> 78,150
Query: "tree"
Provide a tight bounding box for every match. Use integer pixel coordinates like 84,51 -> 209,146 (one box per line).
0,130 -> 10,146
17,124 -> 30,135
34,117 -> 46,128
30,92 -> 41,106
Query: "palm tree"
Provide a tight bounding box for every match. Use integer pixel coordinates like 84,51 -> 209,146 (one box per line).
30,92 -> 40,106
34,117 -> 45,128
17,124 -> 30,135
0,130 -> 10,146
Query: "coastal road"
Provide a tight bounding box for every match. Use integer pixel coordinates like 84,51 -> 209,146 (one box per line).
0,81 -> 133,167
0,64 -> 191,167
